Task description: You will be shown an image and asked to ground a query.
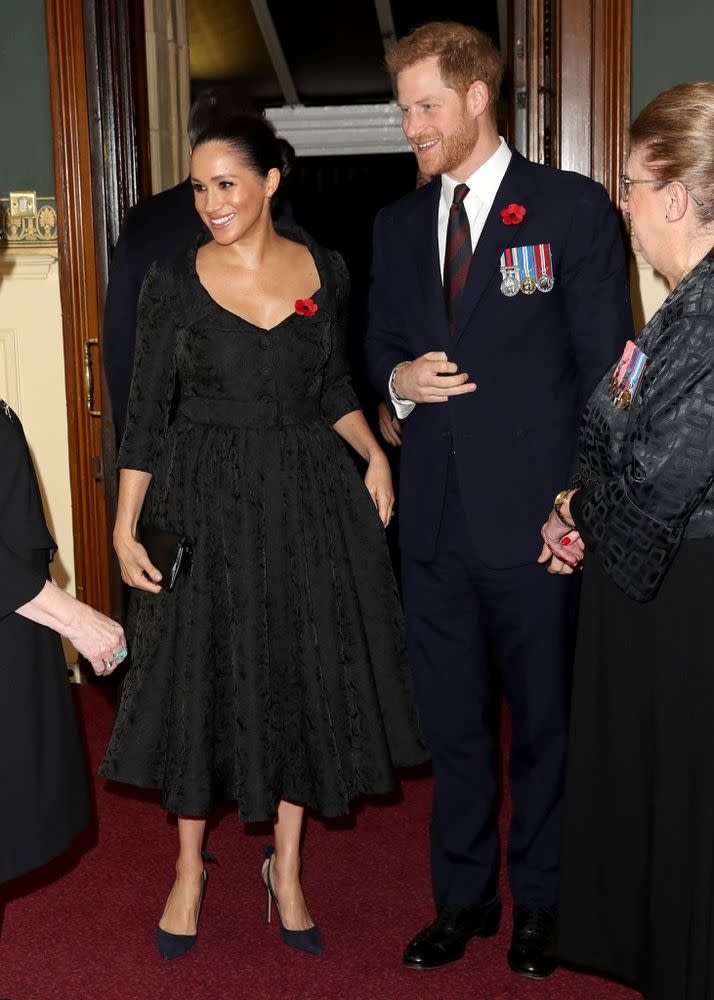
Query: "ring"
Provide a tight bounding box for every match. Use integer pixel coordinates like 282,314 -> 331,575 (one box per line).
113,648 -> 128,663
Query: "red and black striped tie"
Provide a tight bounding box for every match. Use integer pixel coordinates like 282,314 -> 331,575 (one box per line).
444,183 -> 472,333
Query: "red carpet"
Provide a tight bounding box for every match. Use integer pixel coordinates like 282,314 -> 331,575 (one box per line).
1,686 -> 639,1000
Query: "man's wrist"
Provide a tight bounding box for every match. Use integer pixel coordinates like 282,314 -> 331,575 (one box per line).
390,361 -> 412,402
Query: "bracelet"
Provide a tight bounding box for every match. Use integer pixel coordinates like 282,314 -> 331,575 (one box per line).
553,488 -> 575,528
390,361 -> 412,403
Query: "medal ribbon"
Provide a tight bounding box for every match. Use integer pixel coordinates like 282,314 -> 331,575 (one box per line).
515,245 -> 536,280
535,243 -> 553,282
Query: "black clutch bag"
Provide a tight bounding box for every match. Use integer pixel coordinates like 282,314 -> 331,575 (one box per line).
141,527 -> 193,591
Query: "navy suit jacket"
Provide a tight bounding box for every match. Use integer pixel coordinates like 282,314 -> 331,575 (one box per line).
365,149 -> 633,567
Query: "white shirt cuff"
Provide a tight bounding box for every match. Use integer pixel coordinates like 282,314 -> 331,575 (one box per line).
388,367 -> 416,419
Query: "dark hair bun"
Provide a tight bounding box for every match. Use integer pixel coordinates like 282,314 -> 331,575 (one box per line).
276,137 -> 296,181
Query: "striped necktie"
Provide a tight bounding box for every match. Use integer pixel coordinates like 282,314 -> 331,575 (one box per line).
444,183 -> 472,334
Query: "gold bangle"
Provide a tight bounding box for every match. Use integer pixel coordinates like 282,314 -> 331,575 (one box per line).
553,488 -> 575,527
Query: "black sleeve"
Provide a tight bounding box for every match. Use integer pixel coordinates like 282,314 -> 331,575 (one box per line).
571,310 -> 714,601
117,263 -> 178,474
0,409 -> 52,618
320,251 -> 361,425
364,209 -> 411,400
0,541 -> 46,620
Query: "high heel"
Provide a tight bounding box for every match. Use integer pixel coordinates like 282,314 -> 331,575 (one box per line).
261,845 -> 322,955
156,851 -> 218,960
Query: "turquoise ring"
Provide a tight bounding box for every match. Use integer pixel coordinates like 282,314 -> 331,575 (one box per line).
113,648 -> 128,663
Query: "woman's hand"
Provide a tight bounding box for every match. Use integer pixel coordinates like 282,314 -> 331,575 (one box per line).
364,452 -> 395,527
63,604 -> 127,677
114,531 -> 163,593
377,401 -> 402,447
538,532 -> 584,574
538,505 -> 585,573
16,579 -> 127,677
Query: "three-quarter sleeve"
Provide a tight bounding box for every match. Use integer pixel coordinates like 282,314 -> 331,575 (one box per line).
320,251 -> 360,425
0,542 -> 47,620
571,310 -> 714,601
117,262 -> 178,473
0,407 -> 54,619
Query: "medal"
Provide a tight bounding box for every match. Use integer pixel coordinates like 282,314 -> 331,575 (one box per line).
499,247 -> 521,297
535,243 -> 555,292
515,245 -> 537,294
609,340 -> 647,409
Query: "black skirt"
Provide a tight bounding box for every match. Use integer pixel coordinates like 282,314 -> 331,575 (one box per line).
0,607 -> 90,885
558,538 -> 714,1000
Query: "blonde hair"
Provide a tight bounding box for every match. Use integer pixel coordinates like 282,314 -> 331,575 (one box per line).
631,82 -> 714,225
386,21 -> 504,108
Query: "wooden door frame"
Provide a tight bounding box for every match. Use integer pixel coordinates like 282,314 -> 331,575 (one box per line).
510,0 -> 631,203
46,0 -> 109,611
46,0 -> 150,616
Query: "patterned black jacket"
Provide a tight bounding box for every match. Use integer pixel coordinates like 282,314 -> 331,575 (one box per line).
572,245 -> 714,601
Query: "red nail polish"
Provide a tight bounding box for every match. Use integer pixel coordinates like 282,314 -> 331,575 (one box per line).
562,537 -> 571,546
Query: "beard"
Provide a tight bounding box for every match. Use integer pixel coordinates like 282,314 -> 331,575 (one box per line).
414,116 -> 480,177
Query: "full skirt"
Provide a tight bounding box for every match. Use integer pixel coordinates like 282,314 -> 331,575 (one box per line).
100,418 -> 427,820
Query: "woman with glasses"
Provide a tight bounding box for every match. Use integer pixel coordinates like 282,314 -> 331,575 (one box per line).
538,81 -> 714,1000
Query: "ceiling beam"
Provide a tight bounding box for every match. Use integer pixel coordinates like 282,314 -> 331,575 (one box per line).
248,0 -> 300,106
373,0 -> 397,97
373,0 -> 397,49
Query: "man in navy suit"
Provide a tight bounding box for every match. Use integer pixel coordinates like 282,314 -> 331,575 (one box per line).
365,22 -> 631,978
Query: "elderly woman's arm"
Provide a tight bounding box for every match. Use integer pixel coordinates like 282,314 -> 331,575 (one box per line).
568,310 -> 714,600
16,580 -> 126,676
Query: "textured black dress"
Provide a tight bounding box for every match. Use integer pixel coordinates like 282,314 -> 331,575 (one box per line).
100,227 -> 427,820
0,403 -> 90,884
558,248 -> 714,999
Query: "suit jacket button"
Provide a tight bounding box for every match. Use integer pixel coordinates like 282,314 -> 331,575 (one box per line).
259,335 -> 272,350
261,365 -> 274,378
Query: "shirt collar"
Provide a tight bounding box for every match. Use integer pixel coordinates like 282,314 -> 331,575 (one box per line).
440,137 -> 512,208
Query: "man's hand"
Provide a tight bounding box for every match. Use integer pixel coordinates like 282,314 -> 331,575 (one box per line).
394,352 -> 477,404
377,401 -> 403,446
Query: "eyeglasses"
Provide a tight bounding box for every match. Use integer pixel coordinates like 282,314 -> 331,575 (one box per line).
619,174 -> 704,206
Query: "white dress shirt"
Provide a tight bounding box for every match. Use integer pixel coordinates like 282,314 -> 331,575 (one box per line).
389,137 -> 513,419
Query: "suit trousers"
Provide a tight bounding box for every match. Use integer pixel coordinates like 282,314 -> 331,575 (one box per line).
401,456 -> 577,909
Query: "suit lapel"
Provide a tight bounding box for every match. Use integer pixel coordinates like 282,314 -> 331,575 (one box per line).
452,150 -> 538,345
408,180 -> 451,349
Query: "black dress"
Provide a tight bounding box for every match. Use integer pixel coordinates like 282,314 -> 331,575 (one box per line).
100,227 -> 427,820
558,248 -> 714,999
0,403 -> 90,884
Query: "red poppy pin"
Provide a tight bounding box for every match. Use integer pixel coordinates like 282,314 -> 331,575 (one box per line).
500,203 -> 526,225
295,298 -> 318,316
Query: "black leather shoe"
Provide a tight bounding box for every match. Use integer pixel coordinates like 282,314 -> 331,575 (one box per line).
507,905 -> 557,979
403,897 -> 501,970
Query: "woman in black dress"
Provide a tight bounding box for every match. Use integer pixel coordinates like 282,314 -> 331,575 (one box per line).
100,116 -> 426,959
0,403 -> 126,895
538,83 -> 714,999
